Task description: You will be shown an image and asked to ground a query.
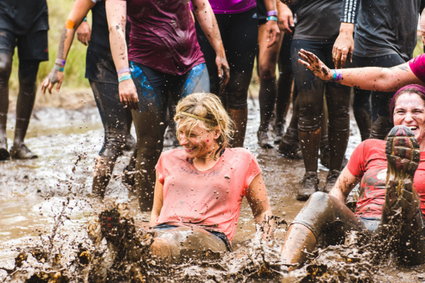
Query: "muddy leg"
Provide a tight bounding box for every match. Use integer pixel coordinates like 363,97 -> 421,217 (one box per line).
10,60 -> 40,159
0,52 -> 12,160
92,156 -> 116,198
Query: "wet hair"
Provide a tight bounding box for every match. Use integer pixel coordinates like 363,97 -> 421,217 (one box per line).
174,93 -> 234,151
389,84 -> 425,116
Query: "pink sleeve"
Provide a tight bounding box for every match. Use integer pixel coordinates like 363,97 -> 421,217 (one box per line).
409,54 -> 425,83
346,141 -> 367,178
244,153 -> 261,194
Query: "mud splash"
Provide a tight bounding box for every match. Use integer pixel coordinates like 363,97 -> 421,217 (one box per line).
1,100 -> 425,282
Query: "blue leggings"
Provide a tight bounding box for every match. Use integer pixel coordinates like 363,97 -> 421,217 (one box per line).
129,62 -> 209,210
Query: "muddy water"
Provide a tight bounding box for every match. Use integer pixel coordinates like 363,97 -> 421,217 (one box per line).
1,100 -> 424,282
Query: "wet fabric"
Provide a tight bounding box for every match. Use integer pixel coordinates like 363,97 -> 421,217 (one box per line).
153,223 -> 232,251
0,29 -> 48,61
85,0 -> 116,83
155,147 -> 261,241
125,0 -> 204,75
352,0 -> 422,60
130,61 -> 209,114
409,54 -> 425,83
89,80 -> 132,158
293,0 -> 356,41
0,0 -> 48,35
347,139 -> 425,218
208,0 -> 256,14
195,8 -> 257,109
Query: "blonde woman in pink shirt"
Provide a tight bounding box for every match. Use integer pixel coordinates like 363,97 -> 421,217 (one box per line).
143,92 -> 272,258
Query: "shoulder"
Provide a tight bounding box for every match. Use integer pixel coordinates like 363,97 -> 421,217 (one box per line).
225,147 -> 255,159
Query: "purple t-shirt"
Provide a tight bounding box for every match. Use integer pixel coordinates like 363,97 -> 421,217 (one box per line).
409,54 -> 425,83
126,0 -> 204,75
209,0 -> 256,14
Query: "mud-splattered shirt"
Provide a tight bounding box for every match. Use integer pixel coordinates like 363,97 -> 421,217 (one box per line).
409,54 -> 425,84
124,0 -> 204,75
347,139 -> 425,219
155,147 -> 261,241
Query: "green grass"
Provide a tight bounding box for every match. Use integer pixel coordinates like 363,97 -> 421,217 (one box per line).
9,0 -> 89,94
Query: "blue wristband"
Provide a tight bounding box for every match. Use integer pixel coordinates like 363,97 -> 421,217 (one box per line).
118,74 -> 132,83
266,16 -> 278,22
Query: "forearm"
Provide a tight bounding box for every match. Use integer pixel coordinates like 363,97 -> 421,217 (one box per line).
193,0 -> 225,58
332,64 -> 418,92
106,0 -> 129,71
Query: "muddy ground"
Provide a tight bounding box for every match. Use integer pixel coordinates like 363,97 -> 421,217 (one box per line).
0,89 -> 424,282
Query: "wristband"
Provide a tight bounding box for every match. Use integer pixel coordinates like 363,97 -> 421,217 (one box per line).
54,65 -> 65,72
55,58 -> 66,67
331,69 -> 343,81
117,67 -> 130,75
266,16 -> 278,22
266,10 -> 277,17
118,74 -> 132,83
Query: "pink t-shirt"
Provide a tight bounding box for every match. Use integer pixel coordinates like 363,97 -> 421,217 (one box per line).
347,139 -> 425,219
155,147 -> 261,241
208,0 -> 256,14
409,54 -> 425,83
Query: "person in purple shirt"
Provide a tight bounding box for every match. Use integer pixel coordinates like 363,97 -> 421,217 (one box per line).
105,0 -> 229,211
195,0 -> 279,147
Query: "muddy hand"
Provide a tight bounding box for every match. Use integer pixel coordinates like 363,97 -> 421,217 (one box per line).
216,55 -> 230,93
119,79 -> 139,110
41,69 -> 64,94
298,49 -> 332,81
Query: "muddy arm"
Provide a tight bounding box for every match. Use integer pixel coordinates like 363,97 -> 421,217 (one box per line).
246,174 -> 274,240
298,49 -> 423,92
105,0 -> 139,108
150,175 -> 164,227
41,0 -> 94,94
329,166 -> 359,204
191,0 -> 230,85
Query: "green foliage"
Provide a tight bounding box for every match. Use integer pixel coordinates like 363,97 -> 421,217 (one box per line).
9,0 -> 89,94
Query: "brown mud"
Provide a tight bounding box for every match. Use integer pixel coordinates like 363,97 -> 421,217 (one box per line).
0,95 -> 425,282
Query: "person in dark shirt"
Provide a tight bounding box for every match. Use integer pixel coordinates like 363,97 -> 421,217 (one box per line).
41,0 -> 136,198
106,0 -> 229,211
285,0 -> 356,200
333,0 -> 424,141
0,0 -> 48,160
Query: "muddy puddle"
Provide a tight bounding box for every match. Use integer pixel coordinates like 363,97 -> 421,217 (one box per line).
1,99 -> 425,282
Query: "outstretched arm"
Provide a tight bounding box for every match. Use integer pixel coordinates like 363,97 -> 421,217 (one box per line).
41,0 -> 94,94
298,49 -> 423,92
246,173 -> 273,240
105,0 -> 139,109
328,166 -> 359,204
192,0 -> 230,86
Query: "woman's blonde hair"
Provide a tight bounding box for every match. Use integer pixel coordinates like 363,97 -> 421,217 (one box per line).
174,93 -> 234,150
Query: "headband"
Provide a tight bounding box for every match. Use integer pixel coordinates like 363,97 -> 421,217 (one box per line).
178,111 -> 214,123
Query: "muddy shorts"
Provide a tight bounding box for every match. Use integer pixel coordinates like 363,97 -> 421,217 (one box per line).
154,223 -> 232,251
0,28 -> 48,61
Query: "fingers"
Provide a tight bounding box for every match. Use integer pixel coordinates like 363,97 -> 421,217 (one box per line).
332,47 -> 350,69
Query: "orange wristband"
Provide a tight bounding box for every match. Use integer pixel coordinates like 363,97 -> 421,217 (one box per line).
65,19 -> 75,30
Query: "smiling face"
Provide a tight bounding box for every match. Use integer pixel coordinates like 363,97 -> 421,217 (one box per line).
177,123 -> 220,159
393,92 -> 425,148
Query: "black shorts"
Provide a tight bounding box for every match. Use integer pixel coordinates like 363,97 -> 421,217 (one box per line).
0,28 -> 48,61
256,0 -> 267,25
